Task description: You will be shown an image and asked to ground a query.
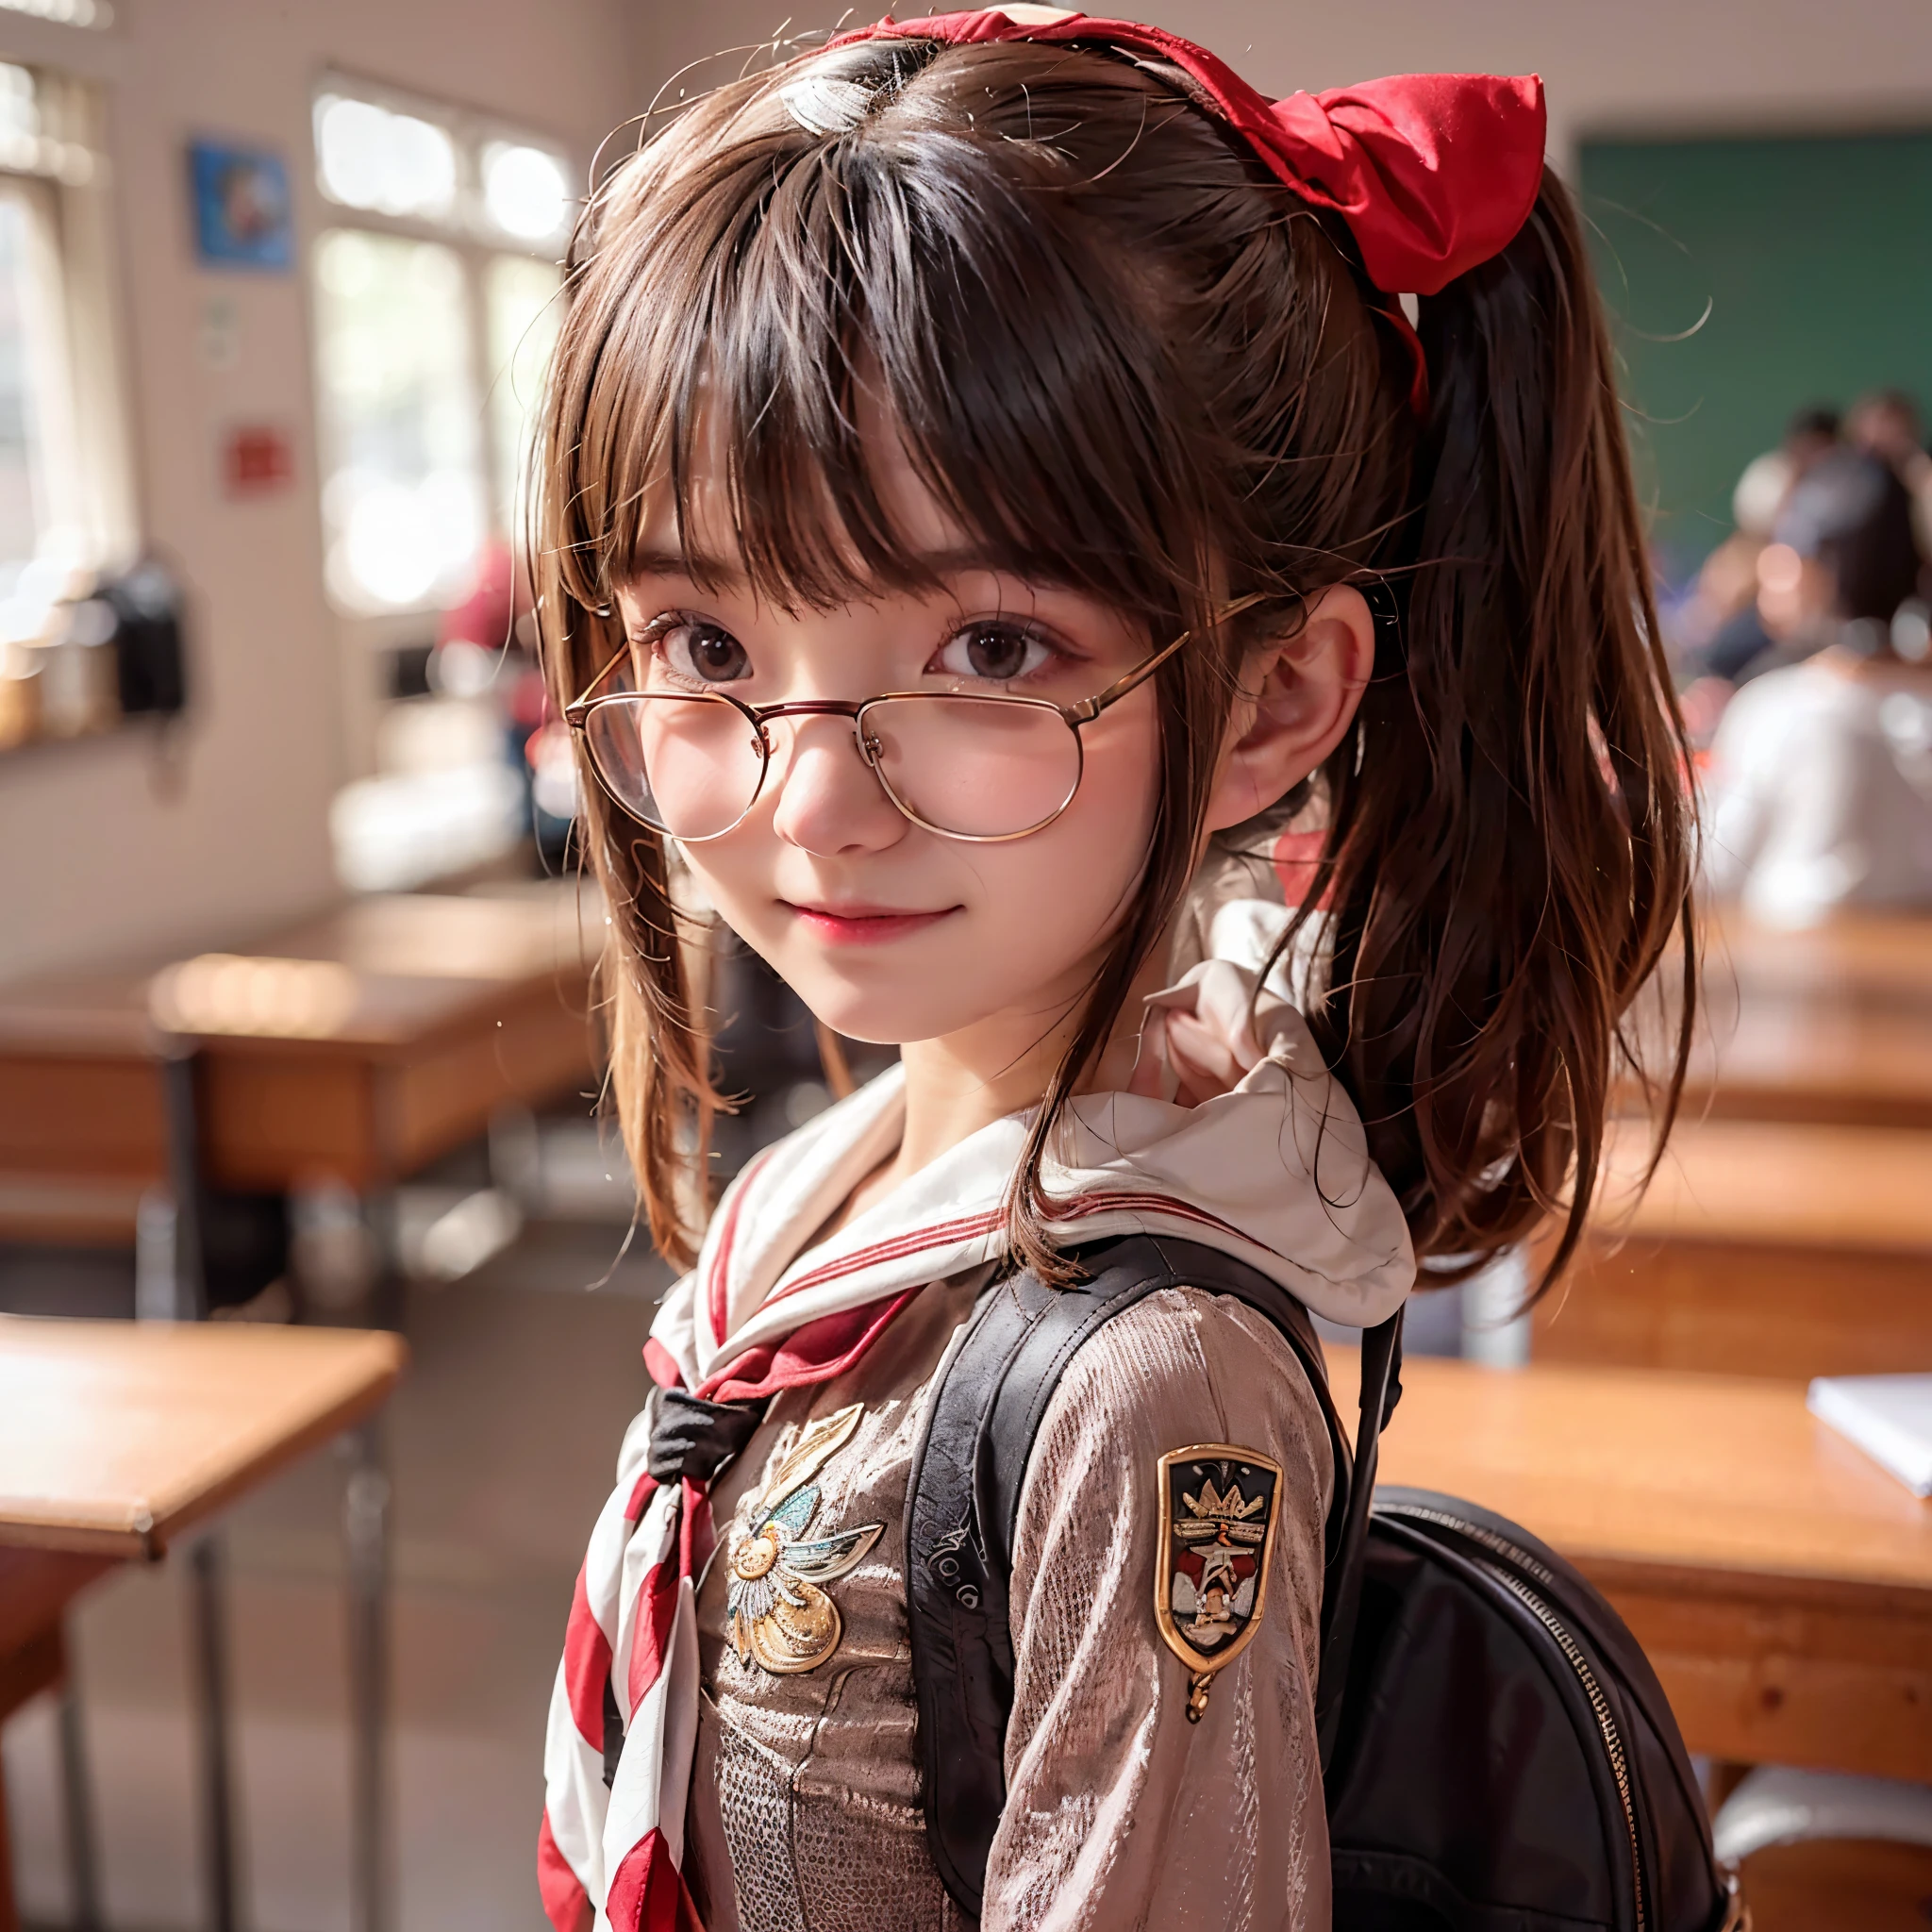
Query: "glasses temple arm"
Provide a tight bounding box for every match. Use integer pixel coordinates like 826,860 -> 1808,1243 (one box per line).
1071,593 -> 1271,723
565,640 -> 634,719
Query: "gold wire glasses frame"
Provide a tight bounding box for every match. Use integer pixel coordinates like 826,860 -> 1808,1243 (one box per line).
562,596 -> 1264,844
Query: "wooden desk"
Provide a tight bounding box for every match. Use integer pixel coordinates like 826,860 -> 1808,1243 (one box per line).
0,888 -> 600,1215
0,888 -> 597,1932
1683,1005 -> 1932,1131
0,1317 -> 405,1932
1671,910 -> 1932,1131
1535,1119 -> 1932,1379
1707,909 -> 1932,1010
0,1316 -> 406,1556
1340,1349 -> 1932,1783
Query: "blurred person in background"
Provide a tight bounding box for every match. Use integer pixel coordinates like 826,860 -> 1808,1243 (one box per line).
1846,387 -> 1932,574
1701,446 -> 1932,925
433,537 -> 575,865
1672,408 -> 1840,743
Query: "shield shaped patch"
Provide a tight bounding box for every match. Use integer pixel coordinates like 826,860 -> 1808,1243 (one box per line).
1155,1442 -> 1284,1714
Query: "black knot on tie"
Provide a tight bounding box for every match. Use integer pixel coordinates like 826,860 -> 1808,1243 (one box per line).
647,1387 -> 766,1487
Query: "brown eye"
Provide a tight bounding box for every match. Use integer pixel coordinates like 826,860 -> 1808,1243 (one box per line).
664,620 -> 750,683
935,621 -> 1051,683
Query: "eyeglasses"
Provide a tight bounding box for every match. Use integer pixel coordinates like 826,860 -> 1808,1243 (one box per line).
562,605 -> 1253,843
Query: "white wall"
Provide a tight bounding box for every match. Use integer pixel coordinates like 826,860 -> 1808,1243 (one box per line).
0,0 -> 636,980
630,0 -> 1932,159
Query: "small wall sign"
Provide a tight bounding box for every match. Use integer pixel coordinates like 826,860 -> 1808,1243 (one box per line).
189,139 -> 293,271
222,423 -> 295,498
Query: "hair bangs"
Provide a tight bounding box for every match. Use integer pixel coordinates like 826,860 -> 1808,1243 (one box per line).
560,51 -> 1232,632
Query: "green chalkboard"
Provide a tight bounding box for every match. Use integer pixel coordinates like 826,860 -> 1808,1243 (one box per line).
1578,128 -> 1932,573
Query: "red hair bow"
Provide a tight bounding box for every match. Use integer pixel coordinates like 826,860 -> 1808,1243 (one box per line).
827,8 -> 1544,295
823,9 -> 1546,409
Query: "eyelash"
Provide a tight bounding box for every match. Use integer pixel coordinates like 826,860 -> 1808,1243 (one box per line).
625,611 -> 1081,688
629,613 -> 739,689
926,617 -> 1074,685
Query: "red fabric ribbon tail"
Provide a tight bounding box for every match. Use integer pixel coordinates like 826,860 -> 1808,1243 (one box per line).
680,1474 -> 717,1580
538,1810 -> 593,1932
606,1828 -> 707,1932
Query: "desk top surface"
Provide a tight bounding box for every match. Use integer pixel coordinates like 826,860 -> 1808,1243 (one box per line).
1596,1116 -> 1932,1253
1684,1002 -> 1932,1123
1341,1349 -> 1932,1604
0,888 -> 600,1058
1629,911 -> 1932,1126
1705,908 -> 1932,1008
0,1316 -> 407,1557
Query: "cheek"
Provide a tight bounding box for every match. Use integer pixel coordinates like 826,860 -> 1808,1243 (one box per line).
669,712 -> 1164,1045
1032,712 -> 1163,903
674,833 -> 766,932
942,709 -> 1162,973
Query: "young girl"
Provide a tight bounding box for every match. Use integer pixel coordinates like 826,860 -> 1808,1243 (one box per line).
534,14 -> 1693,1929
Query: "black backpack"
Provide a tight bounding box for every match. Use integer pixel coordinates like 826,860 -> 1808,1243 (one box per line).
904,1233 -> 1744,1931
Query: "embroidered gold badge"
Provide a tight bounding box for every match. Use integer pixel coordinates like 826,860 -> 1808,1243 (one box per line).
727,1402 -> 884,1676
1154,1442 -> 1284,1722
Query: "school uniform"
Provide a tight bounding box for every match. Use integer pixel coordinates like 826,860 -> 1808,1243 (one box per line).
541,924 -> 1415,1932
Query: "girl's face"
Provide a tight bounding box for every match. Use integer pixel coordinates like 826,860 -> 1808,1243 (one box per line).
614,464 -> 1164,1051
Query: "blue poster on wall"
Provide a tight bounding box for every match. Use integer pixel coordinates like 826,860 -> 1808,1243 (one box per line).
188,139 -> 293,272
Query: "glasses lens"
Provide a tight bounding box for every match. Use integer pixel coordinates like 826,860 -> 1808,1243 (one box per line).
862,695 -> 1079,838
583,694 -> 765,839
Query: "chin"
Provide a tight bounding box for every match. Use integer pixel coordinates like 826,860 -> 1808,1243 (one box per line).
796,987 -> 955,1049
783,963 -> 985,1050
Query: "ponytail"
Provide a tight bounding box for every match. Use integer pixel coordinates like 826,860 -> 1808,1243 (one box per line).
1296,167 -> 1696,1285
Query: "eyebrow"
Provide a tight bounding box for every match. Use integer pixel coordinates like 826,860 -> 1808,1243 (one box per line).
624,548 -> 742,590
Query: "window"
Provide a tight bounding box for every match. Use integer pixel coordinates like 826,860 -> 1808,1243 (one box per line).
0,180 -> 66,592
485,252 -> 562,531
0,60 -> 132,681
314,230 -> 479,611
309,78 -> 569,616
0,0 -> 111,25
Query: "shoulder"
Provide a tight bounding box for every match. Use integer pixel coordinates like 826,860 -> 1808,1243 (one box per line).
1708,662 -> 1849,788
1029,1284 -> 1334,1506
1714,662 -> 1813,749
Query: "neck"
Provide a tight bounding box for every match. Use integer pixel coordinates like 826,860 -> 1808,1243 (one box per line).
843,942 -> 1172,1219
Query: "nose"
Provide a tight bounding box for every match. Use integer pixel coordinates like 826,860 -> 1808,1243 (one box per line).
765,712 -> 908,857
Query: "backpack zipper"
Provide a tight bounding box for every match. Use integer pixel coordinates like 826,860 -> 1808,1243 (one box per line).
1379,1502 -> 1647,1932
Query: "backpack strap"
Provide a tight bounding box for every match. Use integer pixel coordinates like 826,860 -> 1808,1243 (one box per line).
1315,1305 -> 1403,1764
905,1231 -> 1369,1918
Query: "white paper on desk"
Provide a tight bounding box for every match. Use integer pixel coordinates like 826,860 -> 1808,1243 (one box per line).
1807,1374 -> 1932,1498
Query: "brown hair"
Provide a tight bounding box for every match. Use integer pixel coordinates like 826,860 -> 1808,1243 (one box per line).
536,32 -> 1695,1284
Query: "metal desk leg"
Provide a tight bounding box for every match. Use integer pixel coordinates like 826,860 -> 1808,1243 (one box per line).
158,1051 -> 209,1325
160,1045 -> 243,1932
58,1670 -> 103,1932
1,1753 -> 18,1932
188,1538 -> 239,1932
344,1419 -> 392,1932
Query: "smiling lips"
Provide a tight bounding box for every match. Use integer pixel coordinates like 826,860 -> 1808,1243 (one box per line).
784,901 -> 958,945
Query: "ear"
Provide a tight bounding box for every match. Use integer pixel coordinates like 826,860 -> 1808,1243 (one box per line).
1202,584 -> 1376,834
